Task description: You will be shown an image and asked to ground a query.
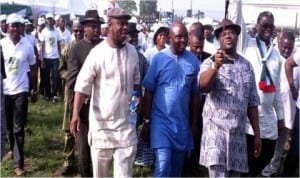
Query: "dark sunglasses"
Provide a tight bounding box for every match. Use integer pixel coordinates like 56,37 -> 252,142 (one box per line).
73,29 -> 84,33
259,23 -> 275,29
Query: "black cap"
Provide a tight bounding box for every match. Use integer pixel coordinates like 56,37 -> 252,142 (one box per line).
80,9 -> 104,24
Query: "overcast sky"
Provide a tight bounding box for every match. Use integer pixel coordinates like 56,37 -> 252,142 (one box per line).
157,0 -> 225,20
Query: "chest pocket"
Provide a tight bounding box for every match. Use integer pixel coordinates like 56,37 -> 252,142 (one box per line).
240,72 -> 253,99
184,73 -> 196,91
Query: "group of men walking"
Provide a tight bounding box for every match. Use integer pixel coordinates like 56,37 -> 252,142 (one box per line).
1,0 -> 299,177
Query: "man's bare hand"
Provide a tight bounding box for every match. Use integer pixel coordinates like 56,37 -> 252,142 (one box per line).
254,136 -> 262,158
70,115 -> 80,137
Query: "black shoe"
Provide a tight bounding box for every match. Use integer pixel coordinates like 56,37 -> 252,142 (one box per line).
60,166 -> 74,176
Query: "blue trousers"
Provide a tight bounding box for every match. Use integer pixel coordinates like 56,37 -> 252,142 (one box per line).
154,147 -> 186,177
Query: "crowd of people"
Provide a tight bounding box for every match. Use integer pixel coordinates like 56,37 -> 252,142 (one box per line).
0,0 -> 299,177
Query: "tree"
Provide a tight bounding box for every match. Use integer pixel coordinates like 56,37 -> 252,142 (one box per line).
116,0 -> 137,15
140,0 -> 157,16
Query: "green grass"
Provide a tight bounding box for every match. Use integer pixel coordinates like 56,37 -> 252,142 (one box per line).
1,97 -> 298,177
2,97 -> 297,177
1,99 -> 65,177
0,98 -> 155,177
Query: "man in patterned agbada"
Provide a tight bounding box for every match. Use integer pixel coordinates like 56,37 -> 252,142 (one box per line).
198,19 -> 262,177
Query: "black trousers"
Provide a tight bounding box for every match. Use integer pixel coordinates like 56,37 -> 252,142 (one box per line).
76,103 -> 93,177
43,58 -> 59,98
282,108 -> 299,177
5,92 -> 28,168
245,134 -> 276,176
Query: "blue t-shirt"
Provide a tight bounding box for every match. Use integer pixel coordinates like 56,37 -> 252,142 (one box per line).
142,47 -> 200,150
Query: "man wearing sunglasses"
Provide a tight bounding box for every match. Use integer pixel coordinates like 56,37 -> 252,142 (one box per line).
229,0 -> 284,176
58,19 -> 84,176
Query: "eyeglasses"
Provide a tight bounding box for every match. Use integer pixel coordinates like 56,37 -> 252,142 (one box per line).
259,23 -> 275,29
73,30 -> 84,33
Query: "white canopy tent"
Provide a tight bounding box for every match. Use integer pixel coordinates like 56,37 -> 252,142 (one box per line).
1,0 -> 89,16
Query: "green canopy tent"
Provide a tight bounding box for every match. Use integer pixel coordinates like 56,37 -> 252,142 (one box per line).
1,3 -> 32,18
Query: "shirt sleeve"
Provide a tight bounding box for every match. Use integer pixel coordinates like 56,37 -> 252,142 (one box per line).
248,65 -> 261,107
39,30 -> 45,42
74,48 -> 96,95
132,49 -> 140,85
199,57 -> 213,78
293,51 -> 300,65
142,53 -> 159,92
273,58 -> 285,120
191,56 -> 200,94
56,29 -> 61,41
28,45 -> 35,66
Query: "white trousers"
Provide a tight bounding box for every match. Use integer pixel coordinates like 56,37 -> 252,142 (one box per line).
262,129 -> 290,176
208,165 -> 240,178
91,145 -> 137,178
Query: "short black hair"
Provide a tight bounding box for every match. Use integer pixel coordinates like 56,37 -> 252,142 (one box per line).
257,11 -> 274,24
280,31 -> 295,43
153,27 -> 169,45
189,29 -> 204,41
190,22 -> 203,31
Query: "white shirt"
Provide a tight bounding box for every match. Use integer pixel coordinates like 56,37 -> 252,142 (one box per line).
74,40 -> 140,148
40,27 -> 60,59
204,38 -> 219,54
230,0 -> 284,140
138,32 -> 148,52
24,33 -> 37,48
144,46 -> 159,64
0,29 -> 7,37
292,51 -> 300,108
1,36 -> 35,95
57,27 -> 71,50
279,53 -> 299,129
36,32 -> 43,54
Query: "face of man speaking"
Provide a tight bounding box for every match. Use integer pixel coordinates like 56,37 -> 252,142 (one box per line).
218,28 -> 238,53
108,18 -> 129,47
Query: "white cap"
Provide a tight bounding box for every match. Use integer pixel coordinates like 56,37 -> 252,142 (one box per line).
20,16 -> 25,24
200,17 -> 214,27
54,14 -> 61,21
7,13 -> 22,24
45,13 -> 54,19
24,19 -> 32,25
38,17 -> 45,25
72,18 -> 80,24
101,23 -> 107,28
0,14 -> 7,21
129,16 -> 137,24
136,24 -> 143,31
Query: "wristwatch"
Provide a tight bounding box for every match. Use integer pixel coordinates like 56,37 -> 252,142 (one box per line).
143,118 -> 150,124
